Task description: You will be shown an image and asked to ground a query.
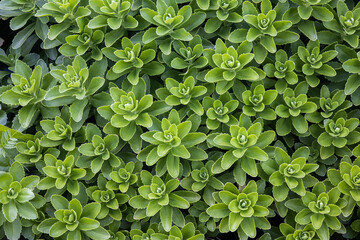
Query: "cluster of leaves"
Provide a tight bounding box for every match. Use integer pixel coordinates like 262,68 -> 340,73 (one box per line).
1,0 -> 360,240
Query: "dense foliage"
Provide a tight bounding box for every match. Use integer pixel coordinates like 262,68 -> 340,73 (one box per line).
0,0 -> 360,239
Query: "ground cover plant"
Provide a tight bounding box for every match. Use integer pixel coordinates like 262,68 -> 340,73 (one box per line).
0,0 -> 360,239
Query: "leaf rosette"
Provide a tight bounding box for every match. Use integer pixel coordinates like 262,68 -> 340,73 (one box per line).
208,114 -> 274,177
37,154 -> 86,196
138,110 -> 207,178
206,181 -> 273,237
37,195 -> 110,240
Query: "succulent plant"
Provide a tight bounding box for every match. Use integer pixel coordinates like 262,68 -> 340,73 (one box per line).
306,85 -> 352,123
202,92 -> 239,130
77,124 -> 122,175
151,222 -> 205,240
156,76 -> 207,116
44,56 -> 106,122
37,195 -> 110,240
59,18 -> 104,60
161,35 -> 208,72
203,39 -> 264,94
202,0 -> 243,35
40,107 -> 83,152
86,174 -> 128,220
107,161 -> 141,194
180,161 -> 223,192
262,147 -> 319,202
15,131 -> 60,164
315,112 -> 360,159
207,181 -> 273,238
277,223 -> 318,240
97,78 -> 171,152
239,82 -> 277,120
342,51 -> 360,105
264,49 -> 298,93
323,1 -> 360,48
286,182 -> 346,240
35,0 -> 91,40
38,154 -> 86,196
289,0 -> 333,22
209,114 -> 275,177
0,162 -> 40,223
88,0 -> 137,30
242,0 -> 298,55
102,37 -> 164,85
129,170 -> 200,232
291,40 -> 337,87
0,61 -> 56,128
328,156 -> 360,217
140,0 -> 205,54
275,83 -> 318,136
138,110 -> 207,178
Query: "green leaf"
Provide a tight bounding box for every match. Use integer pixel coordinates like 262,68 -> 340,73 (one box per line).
173,191 -> 200,203
311,213 -> 325,229
51,195 -> 69,210
260,36 -> 276,53
295,209 -> 312,225
37,218 -> 58,234
20,176 -> 40,189
241,157 -> 258,177
221,151 -> 238,170
170,28 -> 193,41
298,5 -> 312,20
167,154 -> 180,178
172,145 -> 190,159
88,15 -> 108,29
67,230 -> 82,240
292,115 -> 308,134
273,185 -> 288,202
245,146 -> 268,161
129,196 -> 148,209
146,200 -> 162,216
3,200 -> 18,222
241,217 -> 256,238
229,29 -> 248,43
197,0 -> 209,10
204,18 -> 222,33
9,162 -> 25,181
0,125 -> 33,141
345,75 -> 360,95
84,227 -> 110,240
18,104 -> 38,128
276,118 -> 291,136
78,217 -> 100,231
82,202 -> 101,219
16,201 -> 37,219
160,205 -> 173,232
70,99 -> 88,122
143,27 -> 159,43
169,193 -> 190,209
48,22 -> 71,40
229,212 -> 242,232
12,23 -> 35,49
343,59 -> 360,74
298,20 -> 317,41
49,221 -> 67,237
4,217 -> 21,240
312,6 -> 333,22
206,203 -> 230,218
269,171 -> 284,186
91,156 -> 104,173
274,31 -> 300,45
